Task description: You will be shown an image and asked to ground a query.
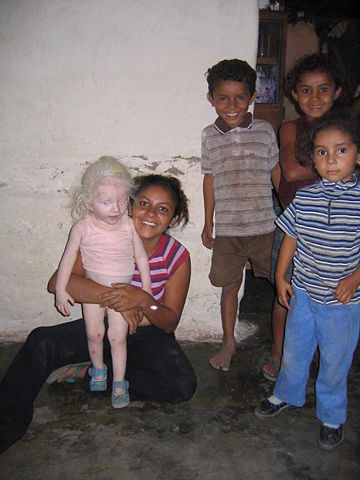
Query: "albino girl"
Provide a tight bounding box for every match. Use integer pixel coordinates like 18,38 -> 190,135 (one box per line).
55,156 -> 151,408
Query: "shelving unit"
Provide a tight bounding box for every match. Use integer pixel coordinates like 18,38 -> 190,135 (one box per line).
254,10 -> 288,134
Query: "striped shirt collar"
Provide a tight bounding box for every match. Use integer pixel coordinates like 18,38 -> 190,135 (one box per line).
321,174 -> 358,192
214,112 -> 253,134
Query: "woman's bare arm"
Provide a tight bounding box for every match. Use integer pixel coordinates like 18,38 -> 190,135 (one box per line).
47,252 -> 111,303
99,257 -> 191,334
48,251 -> 191,334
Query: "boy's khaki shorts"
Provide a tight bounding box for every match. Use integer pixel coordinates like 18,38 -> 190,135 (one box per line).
209,232 -> 274,288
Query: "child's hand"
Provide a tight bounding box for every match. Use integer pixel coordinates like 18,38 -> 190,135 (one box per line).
201,224 -> 214,249
55,290 -> 75,316
333,274 -> 359,304
276,277 -> 294,310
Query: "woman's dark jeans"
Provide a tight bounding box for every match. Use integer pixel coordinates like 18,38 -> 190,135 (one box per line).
0,319 -> 197,453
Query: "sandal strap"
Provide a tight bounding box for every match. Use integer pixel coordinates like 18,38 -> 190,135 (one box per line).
64,364 -> 87,384
112,380 -> 129,391
89,365 -> 107,378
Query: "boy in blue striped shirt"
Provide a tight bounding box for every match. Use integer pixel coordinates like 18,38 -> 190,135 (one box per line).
255,113 -> 360,451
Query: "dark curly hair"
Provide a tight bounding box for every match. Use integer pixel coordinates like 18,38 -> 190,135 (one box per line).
285,53 -> 348,107
206,59 -> 257,97
132,174 -> 189,228
296,112 -> 360,169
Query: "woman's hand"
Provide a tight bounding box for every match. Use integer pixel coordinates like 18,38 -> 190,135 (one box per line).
99,283 -> 148,312
121,308 -> 144,334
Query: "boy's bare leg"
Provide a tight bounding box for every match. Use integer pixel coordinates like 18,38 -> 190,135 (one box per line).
263,297 -> 287,379
210,280 -> 242,371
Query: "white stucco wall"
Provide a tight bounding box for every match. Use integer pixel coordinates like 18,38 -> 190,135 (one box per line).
0,0 -> 258,341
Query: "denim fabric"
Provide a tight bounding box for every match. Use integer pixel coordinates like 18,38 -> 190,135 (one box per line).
274,286 -> 359,425
0,319 -> 197,453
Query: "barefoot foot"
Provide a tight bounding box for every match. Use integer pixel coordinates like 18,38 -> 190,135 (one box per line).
210,340 -> 235,371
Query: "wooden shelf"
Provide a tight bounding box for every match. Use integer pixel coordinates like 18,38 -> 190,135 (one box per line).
255,11 -> 288,133
257,57 -> 279,65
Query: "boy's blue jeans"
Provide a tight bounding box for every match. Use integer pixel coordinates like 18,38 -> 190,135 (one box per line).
274,286 -> 359,425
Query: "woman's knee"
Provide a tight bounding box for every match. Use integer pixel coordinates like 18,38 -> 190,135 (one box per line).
174,379 -> 197,402
171,368 -> 197,402
21,326 -> 60,372
25,326 -> 56,355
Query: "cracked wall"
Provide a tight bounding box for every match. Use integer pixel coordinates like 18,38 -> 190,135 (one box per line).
0,0 -> 258,341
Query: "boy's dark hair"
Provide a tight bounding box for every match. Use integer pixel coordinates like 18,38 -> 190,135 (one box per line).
206,59 -> 257,97
285,53 -> 348,106
296,112 -> 360,169
132,174 -> 189,228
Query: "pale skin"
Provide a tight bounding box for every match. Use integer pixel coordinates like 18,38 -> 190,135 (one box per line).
202,79 -> 279,371
48,184 -> 190,382
55,179 -> 151,392
263,69 -> 342,380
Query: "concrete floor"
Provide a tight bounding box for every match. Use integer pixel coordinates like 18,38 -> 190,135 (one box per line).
0,310 -> 359,480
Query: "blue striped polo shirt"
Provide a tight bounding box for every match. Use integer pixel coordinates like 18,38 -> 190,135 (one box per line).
276,175 -> 360,305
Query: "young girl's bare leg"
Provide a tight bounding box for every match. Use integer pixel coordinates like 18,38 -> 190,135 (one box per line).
107,309 -> 128,394
83,303 -> 106,381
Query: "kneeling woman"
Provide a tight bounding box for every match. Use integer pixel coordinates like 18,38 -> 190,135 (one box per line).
0,174 -> 197,453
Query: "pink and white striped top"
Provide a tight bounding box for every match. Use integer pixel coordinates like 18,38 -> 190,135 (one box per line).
131,233 -> 189,304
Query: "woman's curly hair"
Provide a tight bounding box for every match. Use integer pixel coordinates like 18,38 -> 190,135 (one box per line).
132,174 -> 189,228
285,53 -> 349,108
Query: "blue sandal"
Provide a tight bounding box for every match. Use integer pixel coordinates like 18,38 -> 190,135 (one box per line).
88,365 -> 107,391
112,380 -> 130,409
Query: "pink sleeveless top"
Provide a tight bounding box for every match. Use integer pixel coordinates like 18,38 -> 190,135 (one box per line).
80,215 -> 135,278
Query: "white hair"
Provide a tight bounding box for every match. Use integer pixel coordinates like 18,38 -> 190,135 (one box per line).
70,156 -> 133,220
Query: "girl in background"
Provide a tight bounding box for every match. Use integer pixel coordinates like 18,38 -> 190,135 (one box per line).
264,54 -> 346,382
